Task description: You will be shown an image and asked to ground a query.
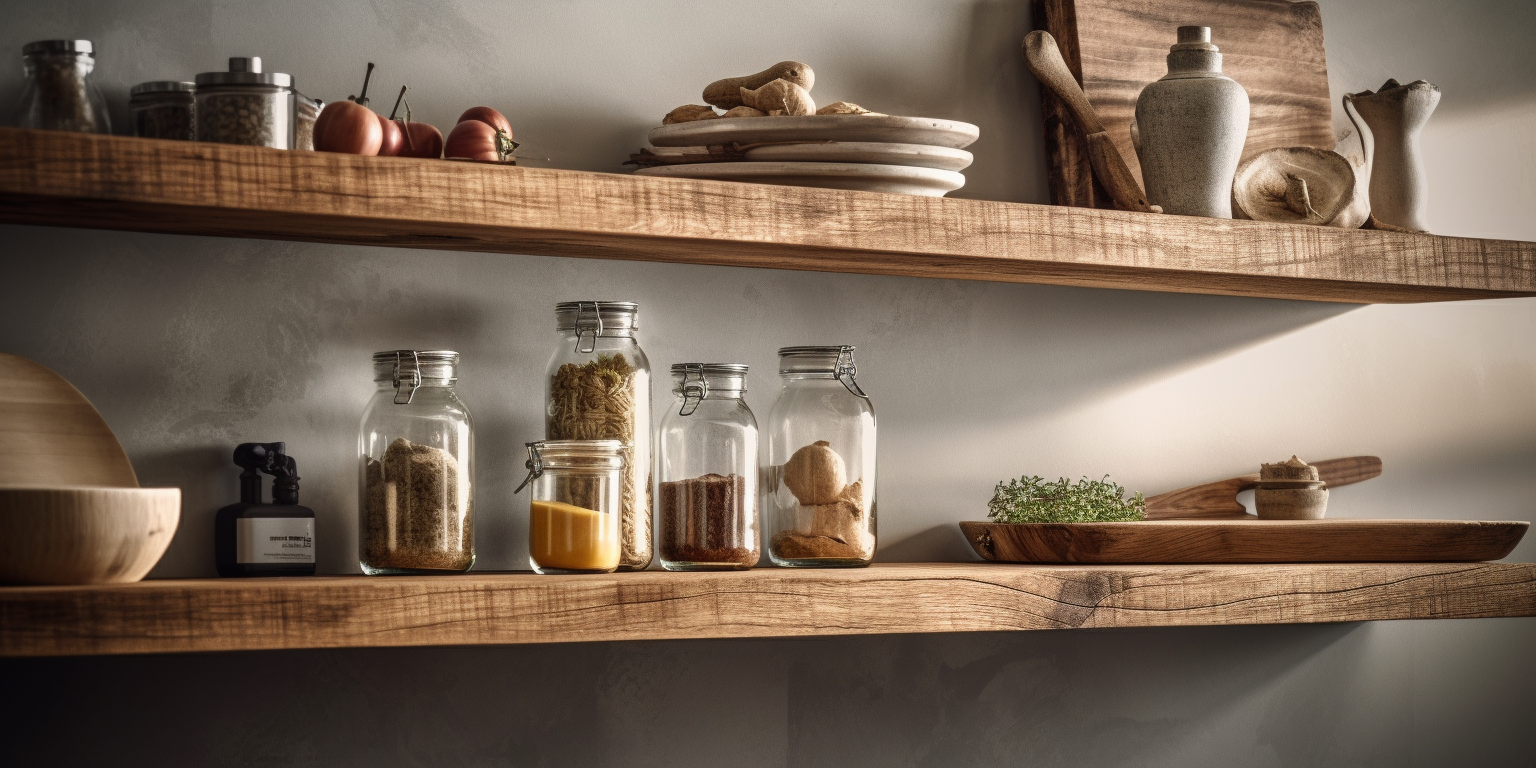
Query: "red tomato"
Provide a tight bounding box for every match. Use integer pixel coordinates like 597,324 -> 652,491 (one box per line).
456,106 -> 512,139
399,121 -> 444,158
313,101 -> 382,155
445,119 -> 513,161
377,116 -> 404,157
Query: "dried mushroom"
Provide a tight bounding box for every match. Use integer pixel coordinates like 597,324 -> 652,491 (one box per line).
1232,147 -> 1367,228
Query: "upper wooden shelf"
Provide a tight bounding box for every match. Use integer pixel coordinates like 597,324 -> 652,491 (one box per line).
3,562 -> 1533,657
0,128 -> 1532,303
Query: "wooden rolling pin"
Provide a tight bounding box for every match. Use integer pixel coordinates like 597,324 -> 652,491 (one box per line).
1144,456 -> 1383,520
1022,30 -> 1153,213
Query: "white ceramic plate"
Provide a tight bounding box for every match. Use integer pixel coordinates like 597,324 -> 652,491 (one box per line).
634,162 -> 966,197
742,142 -> 974,171
648,115 -> 981,150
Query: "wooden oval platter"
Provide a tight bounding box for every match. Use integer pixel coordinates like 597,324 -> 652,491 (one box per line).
635,161 -> 966,197
648,115 -> 981,149
959,519 -> 1529,564
0,352 -> 138,487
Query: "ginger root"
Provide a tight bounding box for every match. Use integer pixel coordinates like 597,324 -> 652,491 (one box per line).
782,440 -> 846,505
663,105 -> 719,125
740,79 -> 815,116
703,61 -> 814,109
721,106 -> 767,118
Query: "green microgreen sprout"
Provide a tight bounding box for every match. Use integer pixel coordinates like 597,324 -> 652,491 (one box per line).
986,475 -> 1146,523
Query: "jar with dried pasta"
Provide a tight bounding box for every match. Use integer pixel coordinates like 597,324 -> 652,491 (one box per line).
762,346 -> 877,566
359,350 -> 475,574
545,302 -> 653,570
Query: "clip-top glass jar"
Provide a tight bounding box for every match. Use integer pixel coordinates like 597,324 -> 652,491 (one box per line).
545,301 -> 653,570
517,440 -> 625,574
130,81 -> 196,141
658,364 -> 759,571
359,350 -> 475,574
15,40 -> 111,133
195,56 -> 294,148
763,346 -> 876,567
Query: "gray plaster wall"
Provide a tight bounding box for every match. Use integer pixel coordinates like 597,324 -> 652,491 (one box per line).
2,0 -> 1534,765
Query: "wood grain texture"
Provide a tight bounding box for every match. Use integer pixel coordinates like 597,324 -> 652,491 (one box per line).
1145,456 -> 1383,519
2,562 -> 1534,657
0,486 -> 180,585
0,352 -> 138,487
1037,0 -> 1334,205
1,129 -> 1534,303
960,519 -> 1528,564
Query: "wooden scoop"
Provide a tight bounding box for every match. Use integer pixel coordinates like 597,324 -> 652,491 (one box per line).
1022,30 -> 1152,213
1144,456 -> 1383,520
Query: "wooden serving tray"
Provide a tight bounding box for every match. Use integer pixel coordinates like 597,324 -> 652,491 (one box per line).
960,520 -> 1528,564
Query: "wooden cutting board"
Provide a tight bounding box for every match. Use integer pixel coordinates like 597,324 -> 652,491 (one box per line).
1032,0 -> 1335,209
0,353 -> 138,487
960,520 -> 1529,564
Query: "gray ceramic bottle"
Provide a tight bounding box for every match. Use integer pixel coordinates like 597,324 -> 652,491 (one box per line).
1133,26 -> 1249,218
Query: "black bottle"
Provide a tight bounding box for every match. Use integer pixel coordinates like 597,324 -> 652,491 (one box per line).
215,442 -> 316,576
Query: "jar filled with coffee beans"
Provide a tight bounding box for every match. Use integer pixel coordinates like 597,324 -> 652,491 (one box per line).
130,81 -> 196,141
194,56 -> 294,148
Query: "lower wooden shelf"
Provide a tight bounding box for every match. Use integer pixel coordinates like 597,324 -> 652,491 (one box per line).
3,563 -> 1533,657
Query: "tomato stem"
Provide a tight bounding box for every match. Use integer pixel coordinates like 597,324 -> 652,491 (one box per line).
388,86 -> 409,120
351,62 -> 376,106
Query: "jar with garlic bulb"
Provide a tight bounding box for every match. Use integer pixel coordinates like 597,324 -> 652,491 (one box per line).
761,345 -> 876,566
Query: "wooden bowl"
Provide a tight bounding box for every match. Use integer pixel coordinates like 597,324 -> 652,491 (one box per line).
0,486 -> 181,585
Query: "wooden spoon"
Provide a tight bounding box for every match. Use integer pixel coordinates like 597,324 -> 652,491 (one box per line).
1144,456 -> 1382,520
1022,30 -> 1152,213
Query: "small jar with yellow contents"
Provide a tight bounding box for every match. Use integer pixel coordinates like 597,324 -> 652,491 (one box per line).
517,439 -> 626,574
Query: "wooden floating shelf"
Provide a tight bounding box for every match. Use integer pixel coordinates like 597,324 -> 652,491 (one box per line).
1,128 -> 1533,304
3,562 -> 1534,657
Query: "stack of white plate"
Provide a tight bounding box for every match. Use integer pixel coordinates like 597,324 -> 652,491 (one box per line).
634,115 -> 981,197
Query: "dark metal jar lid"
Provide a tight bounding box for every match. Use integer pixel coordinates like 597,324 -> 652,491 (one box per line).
195,56 -> 293,88
130,81 -> 196,96
23,40 -> 94,56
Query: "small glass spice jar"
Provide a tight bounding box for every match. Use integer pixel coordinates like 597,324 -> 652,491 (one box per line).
15,40 -> 111,134
130,81 -> 196,141
517,440 -> 625,575
657,364 -> 759,571
762,346 -> 877,567
359,350 -> 475,575
194,56 -> 294,148
545,301 -> 653,570
293,91 -> 322,151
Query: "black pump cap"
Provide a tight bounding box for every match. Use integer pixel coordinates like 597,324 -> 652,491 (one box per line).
232,442 -> 299,505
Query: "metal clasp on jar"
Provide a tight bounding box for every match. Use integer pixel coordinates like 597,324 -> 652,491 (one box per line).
834,345 -> 868,399
573,301 -> 603,354
678,363 -> 709,416
391,350 -> 423,404
514,441 -> 545,493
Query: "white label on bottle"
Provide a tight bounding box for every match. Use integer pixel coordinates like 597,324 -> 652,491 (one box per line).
236,518 -> 315,564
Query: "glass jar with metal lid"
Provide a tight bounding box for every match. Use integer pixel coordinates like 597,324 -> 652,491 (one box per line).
545,301 -> 653,570
194,56 -> 294,148
15,40 -> 111,133
359,350 -> 475,574
657,363 -> 759,571
130,81 -> 196,141
762,345 -> 876,567
517,439 -> 626,574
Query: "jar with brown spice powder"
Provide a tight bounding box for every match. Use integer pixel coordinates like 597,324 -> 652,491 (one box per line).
657,364 -> 759,570
545,302 -> 653,570
359,350 -> 475,574
15,40 -> 111,134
